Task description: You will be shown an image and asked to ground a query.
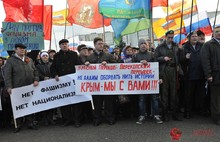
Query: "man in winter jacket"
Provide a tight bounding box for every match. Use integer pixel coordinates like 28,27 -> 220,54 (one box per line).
201,26 -> 220,125
4,43 -> 39,132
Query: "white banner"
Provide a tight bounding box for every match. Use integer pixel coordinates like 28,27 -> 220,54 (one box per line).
10,74 -> 92,119
75,63 -> 159,95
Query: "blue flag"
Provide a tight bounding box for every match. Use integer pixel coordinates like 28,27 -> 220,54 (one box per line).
99,0 -> 152,19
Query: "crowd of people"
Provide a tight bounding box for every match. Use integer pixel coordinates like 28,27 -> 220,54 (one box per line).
0,26 -> 220,133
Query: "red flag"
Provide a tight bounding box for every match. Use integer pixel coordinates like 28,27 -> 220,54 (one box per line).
3,0 -> 44,23
67,0 -> 111,28
152,0 -> 168,7
44,5 -> 52,40
3,0 -> 28,22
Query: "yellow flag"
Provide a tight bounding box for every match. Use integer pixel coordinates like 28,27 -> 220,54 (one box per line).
164,0 -> 197,16
153,17 -> 185,38
53,9 -> 71,26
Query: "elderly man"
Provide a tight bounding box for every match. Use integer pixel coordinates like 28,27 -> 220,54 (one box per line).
179,31 -> 206,119
50,39 -> 82,127
4,43 -> 39,132
201,26 -> 220,125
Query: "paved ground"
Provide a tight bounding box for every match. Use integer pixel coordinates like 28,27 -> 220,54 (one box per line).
0,115 -> 219,142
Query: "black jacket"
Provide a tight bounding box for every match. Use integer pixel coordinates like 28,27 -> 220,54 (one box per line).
201,38 -> 220,85
86,51 -> 116,64
154,41 -> 179,74
179,41 -> 204,80
36,61 -> 52,81
132,50 -> 155,62
50,50 -> 80,77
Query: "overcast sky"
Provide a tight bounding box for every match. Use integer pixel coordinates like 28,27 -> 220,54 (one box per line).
0,0 -> 220,50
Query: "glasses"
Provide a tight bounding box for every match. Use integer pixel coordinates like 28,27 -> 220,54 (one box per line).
167,36 -> 174,39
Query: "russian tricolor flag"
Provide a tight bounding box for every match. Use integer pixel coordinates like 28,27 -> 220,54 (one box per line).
184,11 -> 213,35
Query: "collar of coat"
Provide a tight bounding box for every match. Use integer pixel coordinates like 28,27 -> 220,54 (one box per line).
159,40 -> 178,48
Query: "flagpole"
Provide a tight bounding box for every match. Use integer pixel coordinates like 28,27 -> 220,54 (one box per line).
42,0 -> 45,24
179,0 -> 184,44
102,16 -> 106,42
53,29 -> 58,51
150,0 -> 154,46
72,25 -> 75,45
49,6 -> 53,50
64,0 -> 68,39
189,0 -> 194,33
166,0 -> 169,31
214,0 -> 220,27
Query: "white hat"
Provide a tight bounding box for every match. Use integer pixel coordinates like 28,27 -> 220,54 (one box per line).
40,52 -> 49,58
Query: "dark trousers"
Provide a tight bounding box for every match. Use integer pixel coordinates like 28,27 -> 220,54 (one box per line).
16,115 -> 34,127
61,103 -> 83,123
185,80 -> 206,114
0,87 -> 12,127
210,84 -> 220,121
92,95 -> 116,123
161,66 -> 178,113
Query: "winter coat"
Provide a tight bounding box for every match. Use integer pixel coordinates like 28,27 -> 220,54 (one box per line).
86,51 -> 116,64
4,55 -> 39,89
154,41 -> 180,75
36,61 -> 52,81
50,50 -> 80,77
179,41 -> 204,80
201,38 -> 220,85
132,50 -> 155,63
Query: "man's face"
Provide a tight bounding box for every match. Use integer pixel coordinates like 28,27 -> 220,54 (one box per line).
114,48 -> 120,55
190,33 -> 198,44
213,27 -> 220,40
132,49 -> 138,54
198,35 -> 205,43
88,49 -> 93,55
147,39 -> 152,46
94,40 -> 104,52
103,46 -> 109,53
59,42 -> 69,51
49,52 -> 56,59
15,47 -> 26,57
166,33 -> 174,44
0,59 -> 3,66
139,41 -> 149,52
79,49 -> 89,57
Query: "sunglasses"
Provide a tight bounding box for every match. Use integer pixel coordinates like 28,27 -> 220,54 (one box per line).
167,36 -> 174,39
